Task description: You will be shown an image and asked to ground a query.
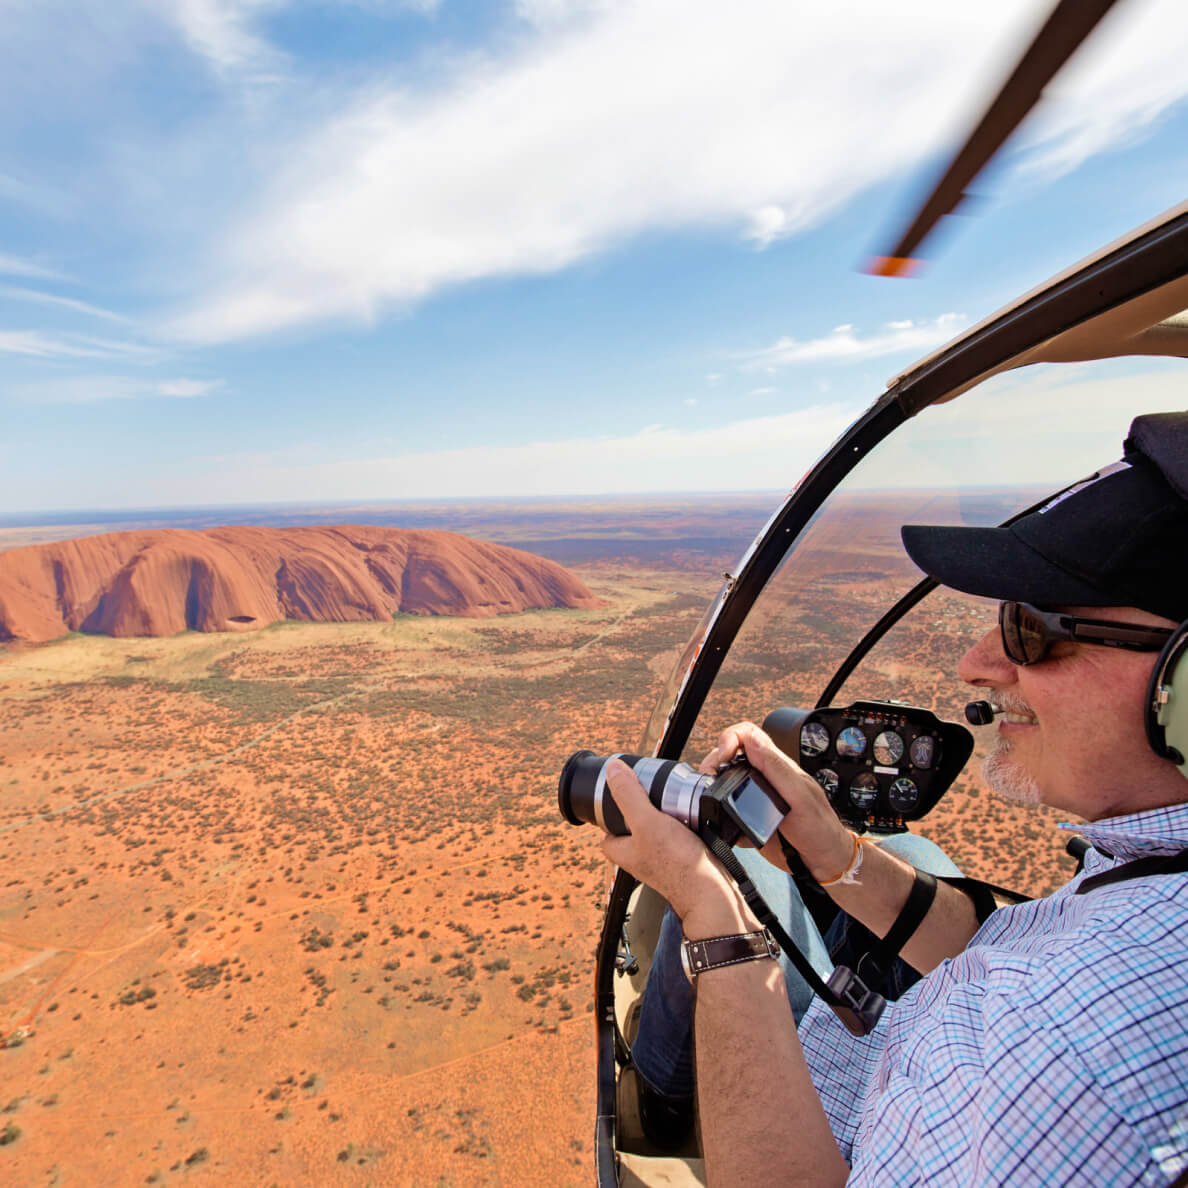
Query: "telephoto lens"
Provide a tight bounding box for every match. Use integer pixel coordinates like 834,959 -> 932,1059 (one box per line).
558,751 -> 789,848
558,752 -> 712,837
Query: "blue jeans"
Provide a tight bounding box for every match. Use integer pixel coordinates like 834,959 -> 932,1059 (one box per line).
629,833 -> 962,1099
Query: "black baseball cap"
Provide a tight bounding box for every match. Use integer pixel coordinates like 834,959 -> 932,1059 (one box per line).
901,412 -> 1188,623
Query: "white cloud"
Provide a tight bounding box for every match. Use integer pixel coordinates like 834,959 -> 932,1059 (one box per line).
142,402 -> 861,502
156,377 -> 223,397
0,253 -> 71,283
158,0 -> 285,77
5,0 -> 1186,353
162,0 -> 1188,344
0,331 -> 163,365
746,205 -> 789,249
1009,0 -> 1188,181
0,286 -> 130,323
0,330 -> 150,360
738,314 -> 967,370
110,362 -> 1185,505
514,0 -> 614,28
12,375 -> 223,403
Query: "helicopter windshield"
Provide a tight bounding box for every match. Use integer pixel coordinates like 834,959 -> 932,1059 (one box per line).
645,356 -> 1184,890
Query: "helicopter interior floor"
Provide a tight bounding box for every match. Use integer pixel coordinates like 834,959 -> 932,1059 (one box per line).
614,883 -> 707,1186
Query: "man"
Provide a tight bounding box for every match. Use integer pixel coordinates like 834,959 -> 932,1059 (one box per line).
602,411 -> 1188,1185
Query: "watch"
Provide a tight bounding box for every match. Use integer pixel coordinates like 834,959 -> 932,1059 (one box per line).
680,928 -> 779,982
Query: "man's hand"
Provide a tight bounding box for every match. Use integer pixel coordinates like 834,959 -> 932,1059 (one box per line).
599,759 -> 756,940
701,722 -> 855,883
598,749 -> 851,1187
705,723 -> 981,973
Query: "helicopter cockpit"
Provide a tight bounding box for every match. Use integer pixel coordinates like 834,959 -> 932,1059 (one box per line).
574,200 -> 1188,1187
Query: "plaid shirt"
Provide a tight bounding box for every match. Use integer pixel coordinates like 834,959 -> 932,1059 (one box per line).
799,803 -> 1188,1186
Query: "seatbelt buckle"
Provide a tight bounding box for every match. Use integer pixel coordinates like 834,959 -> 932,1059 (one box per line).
826,965 -> 886,1035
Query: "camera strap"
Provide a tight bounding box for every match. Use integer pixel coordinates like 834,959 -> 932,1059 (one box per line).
702,826 -> 908,1036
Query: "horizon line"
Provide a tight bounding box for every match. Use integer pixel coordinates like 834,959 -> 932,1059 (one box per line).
0,483 -> 1048,527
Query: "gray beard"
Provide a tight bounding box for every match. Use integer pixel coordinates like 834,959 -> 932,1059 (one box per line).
982,735 -> 1041,805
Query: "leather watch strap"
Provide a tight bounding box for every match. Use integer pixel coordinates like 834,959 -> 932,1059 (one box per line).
680,928 -> 779,982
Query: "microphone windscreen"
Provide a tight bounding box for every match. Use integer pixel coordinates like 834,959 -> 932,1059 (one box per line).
964,700 -> 996,726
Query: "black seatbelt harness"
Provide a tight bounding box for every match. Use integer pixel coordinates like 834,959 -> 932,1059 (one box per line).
1075,847 -> 1188,894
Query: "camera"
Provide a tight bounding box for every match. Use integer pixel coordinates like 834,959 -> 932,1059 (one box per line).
559,700 -> 973,845
557,752 -> 790,849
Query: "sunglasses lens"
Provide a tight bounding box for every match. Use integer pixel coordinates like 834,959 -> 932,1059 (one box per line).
1002,602 -> 1047,665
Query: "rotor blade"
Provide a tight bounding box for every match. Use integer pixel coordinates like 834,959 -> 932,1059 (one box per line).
868,0 -> 1123,277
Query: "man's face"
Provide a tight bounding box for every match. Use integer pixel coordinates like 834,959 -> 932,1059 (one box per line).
956,605 -> 1184,821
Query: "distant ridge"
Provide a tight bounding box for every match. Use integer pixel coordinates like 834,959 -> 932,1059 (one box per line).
0,525 -> 602,643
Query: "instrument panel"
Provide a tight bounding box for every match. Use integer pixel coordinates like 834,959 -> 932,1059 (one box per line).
763,701 -> 973,832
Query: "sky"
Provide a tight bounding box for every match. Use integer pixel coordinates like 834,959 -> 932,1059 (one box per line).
2,0 -> 1188,513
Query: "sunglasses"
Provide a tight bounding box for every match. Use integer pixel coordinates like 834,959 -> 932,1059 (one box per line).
999,601 -> 1174,666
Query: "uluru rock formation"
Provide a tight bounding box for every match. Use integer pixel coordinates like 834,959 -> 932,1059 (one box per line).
0,525 -> 602,643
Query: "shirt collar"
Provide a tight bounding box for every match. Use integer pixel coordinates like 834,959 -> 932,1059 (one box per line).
1060,800 -> 1188,862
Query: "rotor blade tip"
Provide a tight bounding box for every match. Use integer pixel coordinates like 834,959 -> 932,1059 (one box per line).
867,256 -> 922,278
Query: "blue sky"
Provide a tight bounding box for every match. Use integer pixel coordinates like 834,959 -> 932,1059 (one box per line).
2,0 -> 1187,513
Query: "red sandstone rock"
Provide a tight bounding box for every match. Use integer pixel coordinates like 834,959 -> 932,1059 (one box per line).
0,525 -> 602,642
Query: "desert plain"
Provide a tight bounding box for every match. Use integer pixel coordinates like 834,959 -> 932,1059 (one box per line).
0,494 -> 1079,1186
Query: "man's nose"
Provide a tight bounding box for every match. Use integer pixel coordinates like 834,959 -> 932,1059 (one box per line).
957,624 -> 1015,687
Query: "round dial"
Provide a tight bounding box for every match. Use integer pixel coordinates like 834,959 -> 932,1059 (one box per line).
815,768 -> 840,803
909,735 -> 936,769
849,772 -> 879,810
836,727 -> 867,759
888,777 -> 920,814
800,721 -> 831,758
873,730 -> 904,766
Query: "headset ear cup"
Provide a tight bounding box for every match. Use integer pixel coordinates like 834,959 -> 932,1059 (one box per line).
1146,621 -> 1188,770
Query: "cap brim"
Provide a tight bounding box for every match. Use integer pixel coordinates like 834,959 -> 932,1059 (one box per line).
901,524 -> 1115,608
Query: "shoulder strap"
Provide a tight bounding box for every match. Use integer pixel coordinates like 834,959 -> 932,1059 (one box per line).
938,876 -> 1031,924
1075,848 -> 1188,895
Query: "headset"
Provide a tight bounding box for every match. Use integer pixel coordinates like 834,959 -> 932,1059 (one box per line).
1146,619 -> 1188,776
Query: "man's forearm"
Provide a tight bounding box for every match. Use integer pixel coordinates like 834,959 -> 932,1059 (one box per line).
683,898 -> 849,1188
819,838 -> 980,973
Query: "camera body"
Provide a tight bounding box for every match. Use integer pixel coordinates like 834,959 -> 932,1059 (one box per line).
558,752 -> 790,849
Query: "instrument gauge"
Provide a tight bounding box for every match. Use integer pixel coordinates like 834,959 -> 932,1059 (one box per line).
873,730 -> 904,766
800,721 -> 831,758
849,772 -> 879,810
836,727 -> 867,759
815,768 -> 840,803
909,735 -> 936,769
888,777 -> 920,813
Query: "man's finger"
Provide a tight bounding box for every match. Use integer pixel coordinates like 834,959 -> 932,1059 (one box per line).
605,758 -> 654,834
732,722 -> 807,786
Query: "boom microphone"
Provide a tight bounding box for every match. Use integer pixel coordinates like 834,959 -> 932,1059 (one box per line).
964,700 -> 1003,726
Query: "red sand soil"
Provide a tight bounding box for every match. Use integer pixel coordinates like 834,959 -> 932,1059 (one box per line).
0,525 -> 603,643
0,510 -> 1086,1183
0,562 -> 708,1185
